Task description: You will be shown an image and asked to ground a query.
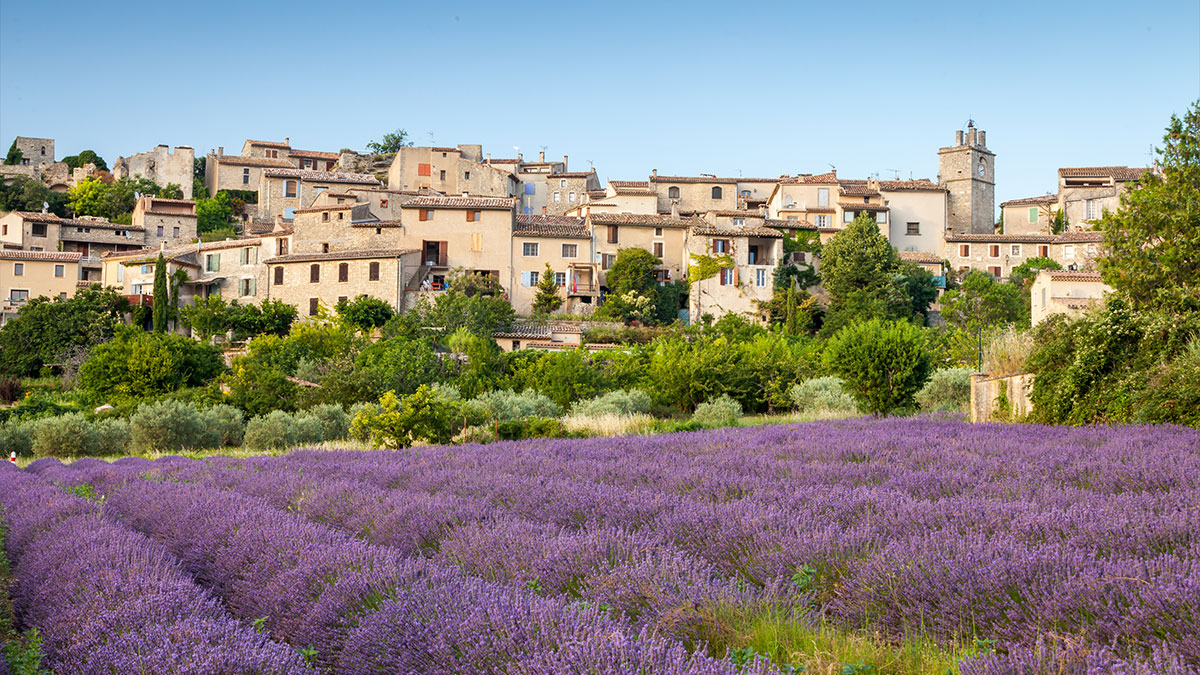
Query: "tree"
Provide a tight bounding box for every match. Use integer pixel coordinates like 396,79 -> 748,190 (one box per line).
417,270 -> 515,338
774,228 -> 822,292
597,248 -> 662,324
824,318 -> 932,415
1009,256 -> 1062,290
61,150 -> 107,171
819,213 -> 900,303
5,139 -> 22,165
366,129 -> 413,154
78,327 -> 223,401
0,286 -> 129,377
195,192 -> 236,235
336,295 -> 395,331
940,270 -> 1028,333
179,296 -> 231,342
68,176 -> 160,220
0,176 -> 69,216
152,254 -> 168,333
897,262 -> 939,322
350,386 -> 464,449
1099,100 -> 1200,310
532,262 -> 564,315
158,183 -> 184,200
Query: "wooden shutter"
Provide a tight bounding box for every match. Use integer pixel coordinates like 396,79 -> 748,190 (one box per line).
249,278 -> 257,296
466,210 -> 475,222
437,241 -> 448,267
418,163 -> 431,176
369,262 -> 380,281
274,266 -> 283,285
607,225 -> 618,244
338,263 -> 349,282
309,298 -> 318,315
719,269 -> 726,286
310,264 -> 320,283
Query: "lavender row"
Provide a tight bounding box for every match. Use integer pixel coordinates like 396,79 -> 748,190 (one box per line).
92,473 -> 768,675
0,463 -> 312,675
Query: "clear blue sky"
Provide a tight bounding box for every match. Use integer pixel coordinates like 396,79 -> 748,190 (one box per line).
2,0 -> 1197,207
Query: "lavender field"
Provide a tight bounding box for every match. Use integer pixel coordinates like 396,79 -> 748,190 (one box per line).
2,417 -> 1199,674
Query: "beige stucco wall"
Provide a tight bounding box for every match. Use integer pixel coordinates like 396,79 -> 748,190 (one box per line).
509,235 -> 596,315
1030,273 -> 1111,326
686,233 -> 780,322
592,225 -> 687,287
1000,201 -> 1057,235
651,179 -> 738,215
1,258 -> 79,308
884,189 -> 946,255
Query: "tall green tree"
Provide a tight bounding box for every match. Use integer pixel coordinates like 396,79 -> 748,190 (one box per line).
5,140 -> 22,165
940,270 -> 1028,332
366,129 -> 413,154
61,150 -> 107,171
532,262 -> 564,315
0,176 -> 69,216
0,287 -> 129,376
195,192 -> 235,235
819,212 -> 900,303
824,318 -> 932,415
1099,100 -> 1200,310
152,254 -> 168,333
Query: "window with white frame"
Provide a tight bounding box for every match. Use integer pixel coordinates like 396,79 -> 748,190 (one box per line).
554,272 -> 566,286
817,188 -> 829,207
1063,244 -> 1076,258
1011,244 -> 1021,256
561,243 -> 577,258
553,192 -> 561,202
1085,199 -> 1100,220
876,211 -> 887,223
522,242 -> 539,257
10,289 -> 29,302
733,218 -> 744,227
755,268 -> 766,287
712,239 -> 729,254
568,192 -> 575,202
815,214 -> 830,228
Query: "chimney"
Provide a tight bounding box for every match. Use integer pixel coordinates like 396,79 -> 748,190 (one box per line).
670,200 -> 679,218
563,155 -> 568,169
41,203 -> 47,214
542,206 -> 547,215
979,130 -> 986,147
955,131 -> 963,146
218,146 -> 224,155
461,191 -> 469,198
160,241 -> 166,252
486,153 -> 491,164
969,128 -> 978,146
539,151 -> 545,162
284,137 -> 290,146
652,169 -> 658,179
517,152 -> 523,161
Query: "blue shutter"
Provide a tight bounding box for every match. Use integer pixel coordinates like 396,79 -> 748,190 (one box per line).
524,184 -> 535,195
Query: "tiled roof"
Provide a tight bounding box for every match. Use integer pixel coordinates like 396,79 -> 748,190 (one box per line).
401,195 -> 514,210
898,250 -> 943,264
9,212 -> 144,231
838,180 -> 878,196
493,325 -> 551,340
1001,194 -> 1057,206
607,180 -> 650,189
839,202 -> 889,211
209,154 -> 293,168
588,213 -> 696,228
350,220 -> 404,228
610,185 -> 657,195
264,248 -> 418,264
708,210 -> 765,218
292,203 -> 358,214
783,171 -> 838,185
246,139 -> 291,149
946,233 -> 1057,243
765,218 -> 816,230
8,211 -> 61,224
1055,230 -> 1104,243
550,172 -> 595,179
143,210 -> 198,219
692,225 -> 783,238
1058,166 -> 1146,181
486,158 -> 521,164
246,221 -> 279,234
288,149 -> 339,160
0,250 -> 82,262
103,238 -> 264,261
145,197 -> 197,205
796,206 -> 835,213
262,168 -> 379,185
878,179 -> 944,192
514,215 -> 590,239
1044,270 -> 1106,282
649,175 -> 739,185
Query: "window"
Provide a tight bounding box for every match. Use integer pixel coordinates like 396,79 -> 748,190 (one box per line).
278,238 -> 289,255
206,254 -> 220,272
817,188 -> 829,207
1029,207 -> 1039,223
274,266 -> 284,285
1038,245 -> 1049,257
719,268 -> 735,285
321,243 -> 330,253
240,247 -> 257,265
59,292 -> 67,300
471,232 -> 483,252
40,146 -> 45,156
906,222 -> 920,235
156,225 -> 164,237
239,278 -> 256,297
375,228 -> 381,235
338,296 -> 347,305
54,264 -> 64,277
568,192 -> 576,202
668,186 -> 680,199
528,270 -> 540,285
561,244 -> 577,258
310,264 -> 320,282
243,168 -> 250,185
815,214 -> 830,228
988,266 -> 1001,278
173,227 -> 180,237
9,290 -> 28,302
733,218 -> 744,227
712,239 -> 729,254
522,242 -> 539,257
13,263 -> 23,276
756,269 -> 767,287
1011,244 -> 1022,256
419,209 -> 432,221
309,298 -> 319,316
711,186 -> 723,199
323,212 -> 330,222
439,170 -> 446,180
959,244 -> 970,257
654,227 -> 663,237
417,163 -> 431,176
1063,245 -> 1076,259
876,211 -> 887,223
843,211 -> 853,223
560,179 -> 567,188
303,159 -> 313,169
607,226 -> 618,244
554,272 -> 566,286
32,223 -> 46,237
466,210 -> 481,222
989,244 -> 1000,258
653,242 -> 664,258
601,253 -> 616,270
336,263 -> 348,282
524,184 -> 535,195
1085,199 -> 1100,220
553,192 -> 561,203
464,172 -> 470,180
285,180 -> 297,198
369,262 -> 380,281
380,199 -> 389,209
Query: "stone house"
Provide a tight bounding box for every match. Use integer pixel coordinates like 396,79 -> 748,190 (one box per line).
576,181 -> 660,214
262,249 -> 420,318
112,145 -> 195,199
586,212 -> 693,288
1030,270 -> 1111,326
1053,229 -> 1105,270
101,238 -> 269,307
387,145 -> 518,197
493,323 -> 584,352
687,220 -> 783,323
7,137 -> 55,167
878,179 -> 947,256
944,233 -> 1057,280
131,196 -> 198,248
766,172 -> 841,234
0,250 -> 82,324
203,151 -> 292,197
0,211 -> 147,284
396,195 -> 517,293
1057,166 -> 1146,227
648,171 -> 739,215
256,168 -> 380,221
510,215 -> 595,315
999,194 -> 1059,235
535,169 -> 602,217
287,149 -> 339,172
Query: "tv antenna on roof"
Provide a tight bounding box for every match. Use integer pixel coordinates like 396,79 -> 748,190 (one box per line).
427,131 -> 435,145
887,169 -> 902,180
587,159 -> 594,168
538,144 -> 548,154
827,163 -> 836,172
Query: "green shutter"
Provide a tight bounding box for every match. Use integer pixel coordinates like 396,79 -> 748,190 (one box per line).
1029,207 -> 1038,223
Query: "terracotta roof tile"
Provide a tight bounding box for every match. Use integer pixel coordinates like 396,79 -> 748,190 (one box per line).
288,149 -> 339,160
549,172 -> 595,179
766,218 -> 816,230
1044,270 -> 1106,282
878,179 -> 944,192
1058,166 -> 1147,181
0,250 -> 83,262
262,168 -> 379,184
1055,230 -> 1105,243
588,213 -> 697,228
402,195 -> 514,210
692,225 -> 783,238
838,202 -> 888,211
946,233 -> 1057,243
264,248 -> 418,264
292,203 -> 359,214
838,180 -> 878,196
514,215 -> 590,239
898,250 -> 943,264
246,139 -> 291,149
781,171 -> 838,185
1001,194 -> 1058,206
350,220 -> 404,228
649,175 -> 739,185
708,210 -> 765,218
209,154 -> 294,168
607,180 -> 650,189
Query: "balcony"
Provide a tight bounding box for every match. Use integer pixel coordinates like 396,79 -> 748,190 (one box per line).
566,282 -> 598,297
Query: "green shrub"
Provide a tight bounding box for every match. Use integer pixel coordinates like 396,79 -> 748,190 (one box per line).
348,402 -> 381,441
469,389 -> 560,421
824,319 -> 933,415
130,400 -> 206,452
691,394 -> 743,426
291,414 -> 326,446
916,368 -> 973,413
350,386 -> 464,449
569,389 -> 652,417
495,417 -> 567,440
93,418 -> 130,456
244,410 -> 296,450
31,413 -> 98,458
78,328 -> 223,401
0,422 -> 33,457
307,404 -> 350,441
789,376 -> 859,416
198,405 -> 245,447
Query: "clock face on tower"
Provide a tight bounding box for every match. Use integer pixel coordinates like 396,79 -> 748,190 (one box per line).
978,161 -> 986,177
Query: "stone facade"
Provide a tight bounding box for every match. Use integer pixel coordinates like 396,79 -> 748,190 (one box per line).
387,145 -> 518,197
0,250 -> 82,324
8,137 -> 55,167
131,196 -> 198,248
113,145 -> 195,199
649,172 -> 739,215
687,219 -> 783,324
263,250 -> 420,316
937,123 -> 995,235
257,169 -> 380,221
945,233 -> 1056,279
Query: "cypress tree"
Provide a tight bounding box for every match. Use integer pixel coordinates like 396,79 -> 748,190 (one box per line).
152,253 -> 168,333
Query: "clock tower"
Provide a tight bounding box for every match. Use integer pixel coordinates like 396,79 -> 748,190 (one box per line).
937,122 -> 995,235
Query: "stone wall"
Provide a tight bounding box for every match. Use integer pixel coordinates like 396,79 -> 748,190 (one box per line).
969,372 -> 1034,423
113,145 -> 195,199
11,137 -> 54,167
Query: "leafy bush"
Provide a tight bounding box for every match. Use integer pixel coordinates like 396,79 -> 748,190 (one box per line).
307,404 -> 350,441
0,421 -> 33,457
350,386 -> 465,449
30,413 -> 99,458
198,405 -> 245,447
824,319 -> 932,415
916,368 -> 973,413
692,394 -> 743,426
130,400 -> 206,452
79,328 -> 223,401
93,418 -> 131,456
470,390 -> 560,421
495,417 -> 567,441
789,377 -> 859,416
291,414 -> 326,446
244,410 -> 296,451
569,389 -> 652,417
